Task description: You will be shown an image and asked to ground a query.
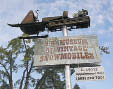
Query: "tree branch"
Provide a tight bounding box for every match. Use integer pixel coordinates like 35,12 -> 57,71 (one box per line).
19,69 -> 27,89
23,60 -> 33,89
34,70 -> 48,89
0,62 -> 10,78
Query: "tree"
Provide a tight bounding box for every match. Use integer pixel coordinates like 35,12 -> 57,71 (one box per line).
0,36 -> 65,89
99,46 -> 110,54
0,38 -> 23,89
35,69 -> 65,89
0,37 -> 35,89
73,84 -> 80,89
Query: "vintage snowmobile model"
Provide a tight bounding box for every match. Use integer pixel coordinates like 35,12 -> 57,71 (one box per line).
8,9 -> 90,36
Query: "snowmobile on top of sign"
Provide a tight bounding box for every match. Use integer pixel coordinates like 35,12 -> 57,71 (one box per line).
8,9 -> 90,38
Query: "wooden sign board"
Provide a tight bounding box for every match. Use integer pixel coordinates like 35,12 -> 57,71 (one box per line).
33,35 -> 101,67
75,66 -> 106,81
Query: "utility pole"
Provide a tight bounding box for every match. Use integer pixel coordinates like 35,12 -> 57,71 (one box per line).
63,26 -> 71,89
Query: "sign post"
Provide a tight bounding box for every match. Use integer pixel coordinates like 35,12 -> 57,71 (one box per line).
33,27 -> 101,88
63,26 -> 71,89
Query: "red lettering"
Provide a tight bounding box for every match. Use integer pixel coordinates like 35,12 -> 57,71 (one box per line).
64,46 -> 68,52
83,46 -> 87,51
40,56 -> 44,62
68,53 -> 71,59
45,40 -> 48,46
84,52 -> 94,59
80,52 -> 85,59
60,40 -> 65,45
70,39 -> 74,44
50,41 -> 55,46
65,39 -> 69,45
77,52 -> 80,59
68,46 -> 73,51
60,53 -> 67,59
78,46 -> 82,51
72,53 -> 77,59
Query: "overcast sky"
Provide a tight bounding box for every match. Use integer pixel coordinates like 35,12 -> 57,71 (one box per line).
0,0 -> 113,89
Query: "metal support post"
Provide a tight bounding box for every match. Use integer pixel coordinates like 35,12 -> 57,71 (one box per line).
62,26 -> 71,89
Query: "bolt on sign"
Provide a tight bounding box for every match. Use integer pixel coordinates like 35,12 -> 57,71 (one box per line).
33,35 -> 101,67
75,66 -> 106,81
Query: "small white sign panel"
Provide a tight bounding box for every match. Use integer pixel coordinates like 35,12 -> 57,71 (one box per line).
75,66 -> 106,81
34,35 -> 101,67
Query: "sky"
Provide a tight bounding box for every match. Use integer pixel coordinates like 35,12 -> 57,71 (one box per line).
0,0 -> 113,89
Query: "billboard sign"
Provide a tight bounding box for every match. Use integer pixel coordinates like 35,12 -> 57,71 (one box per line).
33,35 -> 101,67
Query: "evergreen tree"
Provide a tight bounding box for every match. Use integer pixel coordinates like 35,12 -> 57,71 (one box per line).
0,36 -> 65,89
73,84 -> 80,89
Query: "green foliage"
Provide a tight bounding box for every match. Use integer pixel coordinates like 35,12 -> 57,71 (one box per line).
99,46 -> 110,54
39,69 -> 65,89
0,47 -> 8,57
0,37 -> 24,89
73,84 -> 80,89
7,38 -> 24,54
0,80 -> 9,89
24,47 -> 33,61
0,36 -> 65,89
